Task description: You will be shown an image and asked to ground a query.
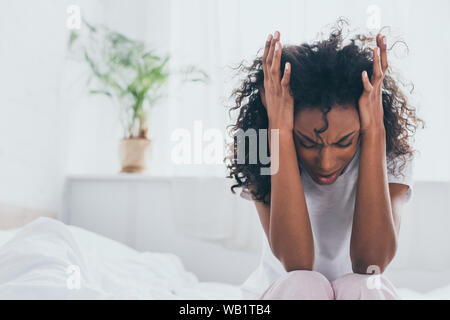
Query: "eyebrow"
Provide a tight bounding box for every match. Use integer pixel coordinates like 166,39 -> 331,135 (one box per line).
296,130 -> 356,144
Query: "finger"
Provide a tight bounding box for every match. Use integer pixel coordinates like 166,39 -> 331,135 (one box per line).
266,31 -> 279,80
281,62 -> 291,92
371,46 -> 383,83
376,33 -> 383,48
270,40 -> 282,91
379,35 -> 388,73
262,34 -> 272,80
362,70 -> 373,92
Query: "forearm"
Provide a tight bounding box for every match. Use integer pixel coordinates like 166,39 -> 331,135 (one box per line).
350,128 -> 397,273
268,127 -> 315,271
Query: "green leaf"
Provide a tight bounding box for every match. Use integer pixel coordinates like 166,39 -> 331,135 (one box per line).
89,89 -> 112,97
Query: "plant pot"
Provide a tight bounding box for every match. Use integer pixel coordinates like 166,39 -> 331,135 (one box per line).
118,138 -> 152,173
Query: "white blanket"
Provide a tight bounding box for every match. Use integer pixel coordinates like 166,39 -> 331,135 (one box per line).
0,217 -> 242,299
0,217 -> 449,299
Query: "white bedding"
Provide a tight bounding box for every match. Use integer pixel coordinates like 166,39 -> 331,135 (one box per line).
0,217 -> 242,299
0,217 -> 448,299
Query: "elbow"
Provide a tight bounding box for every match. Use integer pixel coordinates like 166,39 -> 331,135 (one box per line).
351,244 -> 398,275
352,260 -> 388,275
271,242 -> 314,272
282,259 -> 314,272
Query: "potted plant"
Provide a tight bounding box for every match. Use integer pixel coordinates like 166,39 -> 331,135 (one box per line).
68,20 -> 208,173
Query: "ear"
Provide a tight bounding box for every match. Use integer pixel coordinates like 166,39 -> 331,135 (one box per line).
259,85 -> 267,109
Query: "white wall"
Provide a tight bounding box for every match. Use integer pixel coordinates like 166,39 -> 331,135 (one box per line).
0,0 -> 76,212
0,0 -> 171,213
65,0 -> 450,180
1,0 -> 449,216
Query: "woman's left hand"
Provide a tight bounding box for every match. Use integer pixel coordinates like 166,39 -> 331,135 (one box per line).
358,34 -> 388,136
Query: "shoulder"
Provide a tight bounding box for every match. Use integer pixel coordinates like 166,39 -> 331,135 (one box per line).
240,184 -> 270,203
387,153 -> 415,202
240,186 -> 255,201
240,183 -> 258,201
387,153 -> 414,184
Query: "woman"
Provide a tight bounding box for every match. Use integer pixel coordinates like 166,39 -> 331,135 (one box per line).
226,21 -> 424,300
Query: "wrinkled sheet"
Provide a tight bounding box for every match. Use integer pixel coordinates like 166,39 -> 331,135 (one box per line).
0,217 -> 449,299
0,217 -> 242,299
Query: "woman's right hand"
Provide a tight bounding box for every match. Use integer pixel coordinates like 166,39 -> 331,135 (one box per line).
260,31 -> 294,132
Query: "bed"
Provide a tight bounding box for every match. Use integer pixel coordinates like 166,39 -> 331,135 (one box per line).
0,217 -> 448,299
0,217 -> 242,299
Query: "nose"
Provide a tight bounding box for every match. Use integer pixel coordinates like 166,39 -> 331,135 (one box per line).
317,147 -> 338,174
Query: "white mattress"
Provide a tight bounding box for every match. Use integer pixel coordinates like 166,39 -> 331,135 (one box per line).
0,217 -> 448,299
0,217 -> 242,299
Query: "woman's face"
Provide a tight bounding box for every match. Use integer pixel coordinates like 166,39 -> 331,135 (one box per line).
293,105 -> 361,185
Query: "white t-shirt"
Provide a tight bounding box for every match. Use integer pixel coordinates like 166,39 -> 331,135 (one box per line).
239,140 -> 414,299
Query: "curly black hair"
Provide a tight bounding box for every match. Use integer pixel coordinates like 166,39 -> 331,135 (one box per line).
225,18 -> 425,204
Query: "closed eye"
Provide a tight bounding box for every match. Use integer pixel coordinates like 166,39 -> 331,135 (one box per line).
336,139 -> 353,148
300,142 -> 317,149
295,130 -> 356,149
300,139 -> 353,149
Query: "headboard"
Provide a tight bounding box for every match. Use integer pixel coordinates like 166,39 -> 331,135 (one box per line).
0,203 -> 56,230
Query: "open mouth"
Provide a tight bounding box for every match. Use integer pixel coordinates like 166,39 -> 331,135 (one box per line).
314,170 -> 340,184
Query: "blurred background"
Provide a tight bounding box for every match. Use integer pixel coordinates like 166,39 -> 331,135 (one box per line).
0,0 -> 449,293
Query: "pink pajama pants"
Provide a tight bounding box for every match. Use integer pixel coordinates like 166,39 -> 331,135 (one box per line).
259,270 -> 400,300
